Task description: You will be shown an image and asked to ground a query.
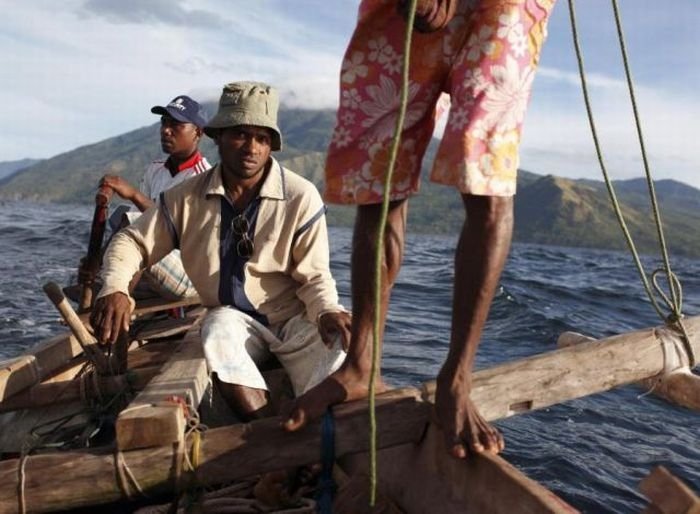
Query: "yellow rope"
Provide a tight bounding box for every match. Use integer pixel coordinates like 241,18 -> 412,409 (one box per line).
370,0 -> 417,505
566,0 -> 694,366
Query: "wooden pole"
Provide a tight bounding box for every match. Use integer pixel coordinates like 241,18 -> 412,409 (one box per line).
558,327 -> 700,412
79,185 -> 112,312
422,315 -> 700,418
43,281 -> 109,374
1,315 -> 698,512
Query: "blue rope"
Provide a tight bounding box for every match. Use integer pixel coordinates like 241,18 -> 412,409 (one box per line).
315,408 -> 336,513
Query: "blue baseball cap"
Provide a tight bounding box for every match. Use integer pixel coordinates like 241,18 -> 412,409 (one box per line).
151,95 -> 207,128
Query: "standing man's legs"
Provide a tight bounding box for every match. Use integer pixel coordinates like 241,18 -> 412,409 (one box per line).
285,199 -> 407,428
436,194 -> 512,457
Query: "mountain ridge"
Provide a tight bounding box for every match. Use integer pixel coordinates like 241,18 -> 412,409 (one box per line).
1,108 -> 698,257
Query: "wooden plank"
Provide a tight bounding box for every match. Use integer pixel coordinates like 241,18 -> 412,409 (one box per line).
340,424 -> 578,514
75,295 -> 202,324
131,295 -> 201,316
640,466 -> 700,514
115,325 -> 207,451
0,332 -> 82,402
0,356 -> 40,402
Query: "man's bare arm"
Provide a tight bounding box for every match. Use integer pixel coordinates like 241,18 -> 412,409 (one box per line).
101,175 -> 154,212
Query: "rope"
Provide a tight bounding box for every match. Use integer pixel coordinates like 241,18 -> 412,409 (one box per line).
369,0 -> 417,505
181,406 -> 207,473
315,409 -> 336,513
115,448 -> 148,500
566,0 -> 695,367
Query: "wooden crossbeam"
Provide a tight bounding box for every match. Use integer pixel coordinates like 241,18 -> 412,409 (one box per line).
115,325 -> 207,451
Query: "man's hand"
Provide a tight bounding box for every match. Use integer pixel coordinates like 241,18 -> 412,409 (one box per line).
398,0 -> 457,33
90,292 -> 132,345
434,368 -> 504,459
100,175 -> 138,201
318,311 -> 352,351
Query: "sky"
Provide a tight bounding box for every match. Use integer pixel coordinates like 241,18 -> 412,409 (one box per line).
1,0 -> 699,188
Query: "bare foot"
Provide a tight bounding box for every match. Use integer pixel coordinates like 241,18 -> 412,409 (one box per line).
434,370 -> 504,459
283,365 -> 388,431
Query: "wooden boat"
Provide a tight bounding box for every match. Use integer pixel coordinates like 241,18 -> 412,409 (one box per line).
1,275 -> 699,512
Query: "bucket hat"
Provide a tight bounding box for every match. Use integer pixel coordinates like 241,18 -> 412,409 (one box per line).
204,81 -> 282,151
151,95 -> 207,128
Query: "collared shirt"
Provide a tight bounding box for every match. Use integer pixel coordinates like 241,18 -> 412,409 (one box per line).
98,158 -> 343,325
139,151 -> 211,201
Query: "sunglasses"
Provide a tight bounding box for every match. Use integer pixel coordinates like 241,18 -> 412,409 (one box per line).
231,214 -> 254,258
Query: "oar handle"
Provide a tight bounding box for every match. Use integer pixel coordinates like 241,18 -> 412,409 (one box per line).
44,281 -> 110,373
79,184 -> 114,312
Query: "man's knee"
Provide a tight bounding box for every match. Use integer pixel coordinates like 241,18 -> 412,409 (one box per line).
462,194 -> 513,228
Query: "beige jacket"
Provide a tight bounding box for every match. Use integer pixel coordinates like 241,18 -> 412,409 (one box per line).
98,159 -> 343,324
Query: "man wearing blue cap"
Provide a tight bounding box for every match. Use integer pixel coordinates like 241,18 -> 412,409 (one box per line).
102,95 -> 210,213
100,95 -> 211,298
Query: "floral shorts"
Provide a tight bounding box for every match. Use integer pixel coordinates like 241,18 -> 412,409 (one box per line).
324,0 -> 556,204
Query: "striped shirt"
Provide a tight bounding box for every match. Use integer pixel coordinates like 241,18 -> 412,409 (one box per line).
139,151 -> 211,201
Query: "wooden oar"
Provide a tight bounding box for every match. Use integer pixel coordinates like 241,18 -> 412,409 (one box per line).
44,281 -> 109,374
79,184 -> 113,312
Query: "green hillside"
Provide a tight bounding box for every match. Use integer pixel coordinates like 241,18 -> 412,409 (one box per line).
0,108 -> 337,203
0,158 -> 40,181
1,107 -> 699,257
512,175 -> 700,258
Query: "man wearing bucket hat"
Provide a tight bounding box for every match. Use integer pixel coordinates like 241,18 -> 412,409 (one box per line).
95,95 -> 211,299
92,82 -> 350,420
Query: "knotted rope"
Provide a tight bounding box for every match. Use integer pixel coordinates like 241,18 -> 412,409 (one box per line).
567,0 -> 695,368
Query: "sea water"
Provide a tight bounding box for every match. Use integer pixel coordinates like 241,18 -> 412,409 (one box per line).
1,200 -> 699,513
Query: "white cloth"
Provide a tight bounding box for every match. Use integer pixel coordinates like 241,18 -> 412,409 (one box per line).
139,156 -> 210,202
201,306 -> 346,396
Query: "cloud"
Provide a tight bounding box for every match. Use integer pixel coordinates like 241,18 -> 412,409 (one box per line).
521,67 -> 700,189
80,0 -> 225,28
2,0 -> 698,194
537,66 -> 626,90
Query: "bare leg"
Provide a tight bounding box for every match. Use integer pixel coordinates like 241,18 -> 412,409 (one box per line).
215,375 -> 272,421
435,194 -> 512,458
284,200 -> 408,430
